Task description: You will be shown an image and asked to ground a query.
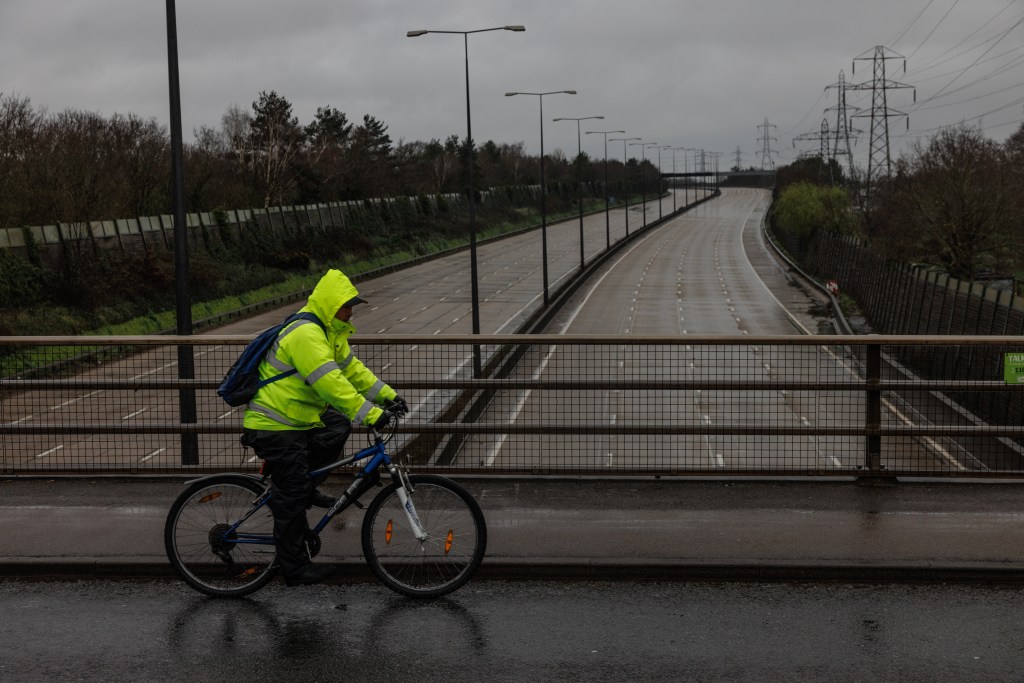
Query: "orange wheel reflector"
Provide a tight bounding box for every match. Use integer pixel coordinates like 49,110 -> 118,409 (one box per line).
198,492 -> 222,504
385,520 -> 393,545
445,529 -> 454,555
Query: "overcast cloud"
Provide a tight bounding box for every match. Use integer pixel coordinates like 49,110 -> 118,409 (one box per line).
2,0 -> 1022,170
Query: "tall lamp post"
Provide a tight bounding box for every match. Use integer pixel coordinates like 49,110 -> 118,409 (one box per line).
553,115 -> 603,271
506,90 -> 576,306
585,129 -> 625,251
165,0 -> 198,465
407,25 -> 524,376
657,145 -> 671,220
610,137 -> 640,236
670,147 -> 685,212
680,147 -> 694,208
630,141 -> 658,229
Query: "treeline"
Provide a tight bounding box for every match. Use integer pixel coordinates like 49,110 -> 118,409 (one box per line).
0,89 -> 657,336
771,122 -> 1024,283
0,90 -> 652,230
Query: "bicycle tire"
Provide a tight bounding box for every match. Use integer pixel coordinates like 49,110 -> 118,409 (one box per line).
164,475 -> 278,598
361,474 -> 487,598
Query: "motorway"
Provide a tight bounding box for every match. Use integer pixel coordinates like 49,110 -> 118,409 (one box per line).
3,187 -> 1002,474
4,188 -> 708,471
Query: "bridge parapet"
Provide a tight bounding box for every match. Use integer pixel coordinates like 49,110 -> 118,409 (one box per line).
2,334 -> 1021,478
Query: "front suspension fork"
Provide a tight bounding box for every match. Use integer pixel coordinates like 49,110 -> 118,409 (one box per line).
389,463 -> 428,542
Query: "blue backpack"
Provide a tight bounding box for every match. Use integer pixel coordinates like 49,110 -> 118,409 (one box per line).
217,312 -> 327,407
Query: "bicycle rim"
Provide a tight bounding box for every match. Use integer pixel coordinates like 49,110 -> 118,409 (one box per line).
362,475 -> 487,598
165,476 -> 277,598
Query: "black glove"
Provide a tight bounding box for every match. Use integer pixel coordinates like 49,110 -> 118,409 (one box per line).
390,395 -> 409,416
372,411 -> 394,431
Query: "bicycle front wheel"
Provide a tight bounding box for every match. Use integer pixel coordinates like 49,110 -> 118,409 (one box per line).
164,475 -> 278,598
361,474 -> 487,598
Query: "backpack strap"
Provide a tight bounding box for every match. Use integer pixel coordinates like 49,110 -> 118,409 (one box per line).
257,312 -> 329,387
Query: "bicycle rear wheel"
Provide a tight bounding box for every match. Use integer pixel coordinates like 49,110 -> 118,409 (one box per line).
361,474 -> 487,598
164,475 -> 277,598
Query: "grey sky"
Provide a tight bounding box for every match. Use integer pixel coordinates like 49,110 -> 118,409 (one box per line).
2,0 -> 1022,171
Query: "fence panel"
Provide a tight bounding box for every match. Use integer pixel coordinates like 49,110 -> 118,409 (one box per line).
2,335 -> 1022,477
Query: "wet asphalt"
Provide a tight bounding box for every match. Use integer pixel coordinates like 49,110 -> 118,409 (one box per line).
2,578 -> 1024,682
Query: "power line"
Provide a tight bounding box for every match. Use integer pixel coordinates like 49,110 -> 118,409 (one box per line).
906,0 -> 960,61
904,0 -> 1018,76
912,12 -> 1024,110
888,0 -> 935,48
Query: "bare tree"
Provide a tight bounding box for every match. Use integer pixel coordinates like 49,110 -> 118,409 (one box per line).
424,135 -> 460,194
873,125 -> 1017,278
0,94 -> 46,229
250,91 -> 304,206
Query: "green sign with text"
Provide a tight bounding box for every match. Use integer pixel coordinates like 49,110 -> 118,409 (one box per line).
1006,353 -> 1024,384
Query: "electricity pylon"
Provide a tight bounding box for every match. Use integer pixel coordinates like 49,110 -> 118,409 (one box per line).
849,46 -> 915,207
757,118 -> 778,171
824,70 -> 860,182
793,118 -> 833,183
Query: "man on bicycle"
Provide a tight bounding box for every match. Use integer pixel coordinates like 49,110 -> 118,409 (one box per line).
241,268 -> 408,587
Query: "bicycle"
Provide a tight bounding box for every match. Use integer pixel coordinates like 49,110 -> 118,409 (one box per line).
164,409 -> 487,599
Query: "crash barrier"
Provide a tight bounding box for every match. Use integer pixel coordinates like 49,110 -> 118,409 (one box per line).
1,334 -> 1022,477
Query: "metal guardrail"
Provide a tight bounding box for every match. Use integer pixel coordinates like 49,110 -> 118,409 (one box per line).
2,334 -> 1022,478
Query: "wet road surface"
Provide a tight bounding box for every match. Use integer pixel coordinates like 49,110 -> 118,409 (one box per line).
2,578 -> 1023,681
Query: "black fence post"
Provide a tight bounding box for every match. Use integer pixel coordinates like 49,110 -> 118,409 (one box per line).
864,342 -> 882,476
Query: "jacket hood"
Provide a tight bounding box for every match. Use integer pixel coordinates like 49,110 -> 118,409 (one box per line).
306,269 -> 360,324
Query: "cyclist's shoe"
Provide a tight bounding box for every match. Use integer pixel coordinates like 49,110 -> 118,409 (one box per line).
308,490 -> 337,509
284,563 -> 335,587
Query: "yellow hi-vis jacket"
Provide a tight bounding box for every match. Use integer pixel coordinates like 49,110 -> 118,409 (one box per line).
243,269 -> 396,431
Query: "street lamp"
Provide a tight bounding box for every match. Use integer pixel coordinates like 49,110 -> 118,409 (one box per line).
699,148 -> 706,199
680,147 -> 695,208
585,129 -> 624,251
630,141 -> 658,229
609,137 -> 640,236
553,115 -> 603,271
506,90 -> 576,306
657,145 -> 672,220
166,0 -> 198,464
670,147 -> 686,212
407,25 -> 524,376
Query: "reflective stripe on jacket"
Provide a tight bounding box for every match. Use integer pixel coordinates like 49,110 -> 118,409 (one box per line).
243,269 -> 397,431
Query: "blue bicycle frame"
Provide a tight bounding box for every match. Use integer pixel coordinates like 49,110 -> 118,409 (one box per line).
219,436 -> 424,546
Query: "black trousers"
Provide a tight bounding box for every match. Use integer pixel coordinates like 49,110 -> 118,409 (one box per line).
241,409 -> 351,577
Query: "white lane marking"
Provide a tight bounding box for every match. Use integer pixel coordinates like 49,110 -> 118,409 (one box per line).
35,444 -> 64,458
140,448 -> 166,462
881,397 -> 966,471
50,390 -> 103,410
740,203 -> 811,335
8,415 -> 34,425
121,408 -> 147,420
216,407 -> 240,421
131,361 -> 178,380
483,344 -> 559,467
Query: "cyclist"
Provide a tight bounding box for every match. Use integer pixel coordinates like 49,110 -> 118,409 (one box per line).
241,268 -> 408,587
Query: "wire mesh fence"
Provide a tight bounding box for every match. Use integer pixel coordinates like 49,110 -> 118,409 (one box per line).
1,335 -> 1022,477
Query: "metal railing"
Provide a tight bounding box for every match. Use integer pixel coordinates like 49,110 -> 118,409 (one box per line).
1,334 -> 1022,478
